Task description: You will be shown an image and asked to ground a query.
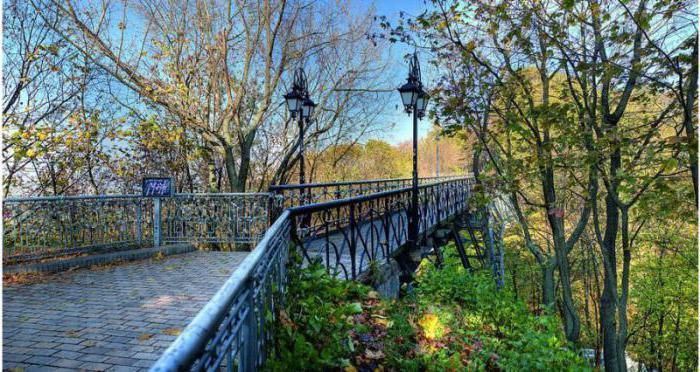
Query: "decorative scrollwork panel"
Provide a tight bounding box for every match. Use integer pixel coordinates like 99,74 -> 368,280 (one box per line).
3,196 -> 154,264
162,194 -> 269,245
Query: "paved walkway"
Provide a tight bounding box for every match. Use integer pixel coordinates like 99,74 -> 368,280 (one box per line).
3,251 -> 248,371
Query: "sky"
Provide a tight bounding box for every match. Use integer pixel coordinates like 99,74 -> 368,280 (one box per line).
352,0 -> 439,145
81,0 -> 439,146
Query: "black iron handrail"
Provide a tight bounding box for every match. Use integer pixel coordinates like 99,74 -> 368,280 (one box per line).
286,177 -> 471,280
285,177 -> 466,214
151,176 -> 473,371
268,175 -> 465,191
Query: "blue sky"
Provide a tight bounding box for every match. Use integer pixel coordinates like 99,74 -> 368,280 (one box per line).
89,0 -> 438,146
352,0 -> 438,145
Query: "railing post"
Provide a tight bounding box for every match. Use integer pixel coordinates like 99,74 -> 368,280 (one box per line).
68,201 -> 76,250
241,287 -> 258,371
436,184 -> 441,221
153,197 -> 161,247
384,196 -> 391,260
136,201 -> 143,245
349,203 -> 357,280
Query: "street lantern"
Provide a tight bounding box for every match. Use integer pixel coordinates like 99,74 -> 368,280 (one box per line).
415,90 -> 429,117
284,89 -> 303,114
302,98 -> 316,119
397,51 -> 428,252
398,80 -> 420,111
284,68 -> 315,188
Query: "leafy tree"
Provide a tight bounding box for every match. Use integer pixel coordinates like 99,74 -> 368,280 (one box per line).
32,0 -> 393,192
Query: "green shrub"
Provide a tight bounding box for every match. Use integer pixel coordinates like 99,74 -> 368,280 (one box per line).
265,245 -> 589,371
264,252 -> 369,371
384,244 -> 590,371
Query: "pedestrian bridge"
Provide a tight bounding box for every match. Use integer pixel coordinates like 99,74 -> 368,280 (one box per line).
3,176 -> 486,371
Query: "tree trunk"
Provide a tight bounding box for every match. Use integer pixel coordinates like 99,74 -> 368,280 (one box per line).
583,242 -> 592,342
670,302 -> 681,371
618,208 -> 632,371
224,145 -> 239,192
207,156 -> 218,192
683,38 -> 698,206
542,261 -> 556,309
655,306 -> 665,371
601,147 -> 622,372
227,129 -> 258,192
471,146 -> 482,178
235,149 -> 250,192
588,238 -> 603,368
541,144 -> 581,343
557,241 -> 580,343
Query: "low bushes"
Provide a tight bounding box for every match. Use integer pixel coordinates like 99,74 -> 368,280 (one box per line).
265,245 -> 589,371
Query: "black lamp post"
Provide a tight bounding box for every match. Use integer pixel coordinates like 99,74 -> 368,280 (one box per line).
398,52 -> 429,250
284,68 -> 316,186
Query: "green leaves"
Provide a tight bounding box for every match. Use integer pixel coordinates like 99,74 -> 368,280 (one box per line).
347,302 -> 363,314
381,244 -> 588,370
265,253 -> 373,371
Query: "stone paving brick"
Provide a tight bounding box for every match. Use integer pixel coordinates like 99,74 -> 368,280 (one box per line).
4,251 -> 247,370
52,349 -> 84,359
128,345 -> 156,353
104,356 -> 140,366
33,341 -> 60,349
3,352 -> 31,362
79,353 -> 111,363
3,361 -> 22,369
26,366 -> 75,372
106,336 -> 133,344
79,361 -> 113,371
26,348 -> 59,357
51,358 -> 86,368
109,365 -> 143,372
24,355 -> 58,365
133,359 -> 156,368
7,340 -> 36,348
54,337 -> 86,346
131,352 -> 160,361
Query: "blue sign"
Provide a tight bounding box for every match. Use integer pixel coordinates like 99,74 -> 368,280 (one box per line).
142,177 -> 173,197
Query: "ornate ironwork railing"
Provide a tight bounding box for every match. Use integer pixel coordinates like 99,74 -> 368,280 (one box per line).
288,177 -> 472,280
2,193 -> 271,264
150,211 -> 291,372
6,177 -> 473,371
151,177 -> 472,371
162,193 -> 270,245
268,175 -> 466,209
2,195 -> 155,264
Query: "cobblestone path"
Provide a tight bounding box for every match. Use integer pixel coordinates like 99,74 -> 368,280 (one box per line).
3,251 -> 248,371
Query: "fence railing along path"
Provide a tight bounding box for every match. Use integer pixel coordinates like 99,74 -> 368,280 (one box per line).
3,193 -> 271,264
2,176 -> 462,265
150,176 -> 473,371
2,176 -> 473,371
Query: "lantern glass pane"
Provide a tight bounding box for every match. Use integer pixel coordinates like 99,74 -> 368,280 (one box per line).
400,90 -> 414,108
415,96 -> 425,111
417,92 -> 429,113
302,99 -> 316,118
285,91 -> 302,112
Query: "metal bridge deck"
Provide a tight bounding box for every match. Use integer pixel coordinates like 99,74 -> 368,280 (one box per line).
3,251 -> 248,371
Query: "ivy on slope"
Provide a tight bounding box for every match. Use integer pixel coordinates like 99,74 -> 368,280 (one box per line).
265,245 -> 589,371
